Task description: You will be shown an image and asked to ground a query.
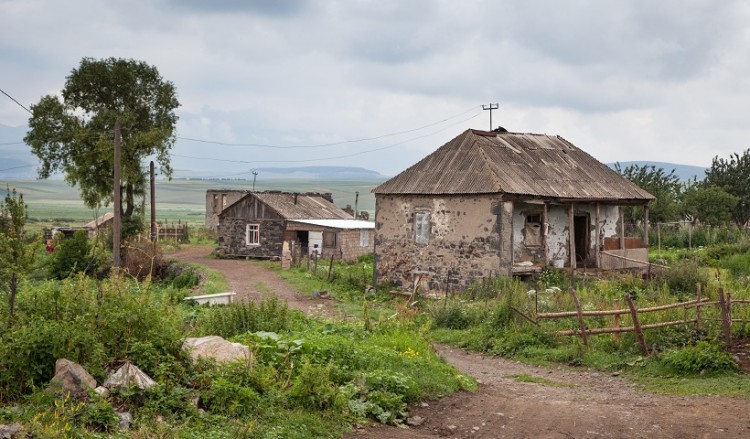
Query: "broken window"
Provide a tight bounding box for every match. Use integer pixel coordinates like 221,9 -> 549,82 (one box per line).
246,224 -> 260,246
359,230 -> 369,247
524,213 -> 542,247
415,211 -> 430,244
213,194 -> 220,213
323,231 -> 337,248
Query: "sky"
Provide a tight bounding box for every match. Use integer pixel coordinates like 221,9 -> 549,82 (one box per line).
2,0 -> 750,178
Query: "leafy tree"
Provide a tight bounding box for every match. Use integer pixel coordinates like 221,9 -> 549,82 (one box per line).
704,149 -> 750,226
24,57 -> 180,228
682,184 -> 738,226
614,163 -> 681,224
0,187 -> 32,317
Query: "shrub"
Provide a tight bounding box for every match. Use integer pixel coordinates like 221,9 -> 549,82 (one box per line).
49,230 -> 91,279
429,300 -> 471,329
83,398 -> 120,432
662,259 -> 708,296
288,362 -> 345,411
193,297 -> 291,338
659,341 -> 739,374
122,239 -> 167,281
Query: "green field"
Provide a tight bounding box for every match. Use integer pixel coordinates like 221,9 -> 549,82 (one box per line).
1,178 -> 384,231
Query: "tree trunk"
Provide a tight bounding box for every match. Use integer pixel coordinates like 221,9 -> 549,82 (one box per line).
124,182 -> 135,220
9,271 -> 17,318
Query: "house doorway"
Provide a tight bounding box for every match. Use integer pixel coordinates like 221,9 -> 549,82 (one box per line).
574,214 -> 589,263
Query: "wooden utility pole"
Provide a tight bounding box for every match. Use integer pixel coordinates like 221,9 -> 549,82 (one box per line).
113,118 -> 122,270
354,191 -> 359,218
150,161 -> 156,242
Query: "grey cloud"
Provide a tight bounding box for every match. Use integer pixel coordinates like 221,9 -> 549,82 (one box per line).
164,0 -> 309,16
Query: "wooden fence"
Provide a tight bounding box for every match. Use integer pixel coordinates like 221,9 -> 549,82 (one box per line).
156,221 -> 189,242
532,285 -> 745,356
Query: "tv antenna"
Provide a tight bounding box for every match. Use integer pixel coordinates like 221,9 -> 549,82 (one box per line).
482,103 -> 499,131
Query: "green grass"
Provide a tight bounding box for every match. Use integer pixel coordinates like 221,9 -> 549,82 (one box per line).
503,374 -> 575,387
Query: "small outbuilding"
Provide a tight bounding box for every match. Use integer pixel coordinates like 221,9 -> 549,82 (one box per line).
216,191 -> 374,261
372,128 -> 654,291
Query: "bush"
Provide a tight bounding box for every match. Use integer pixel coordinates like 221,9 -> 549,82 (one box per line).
49,230 -> 91,279
122,239 -> 167,281
659,342 -> 739,374
193,297 -> 291,338
429,300 -> 471,329
662,259 -> 708,296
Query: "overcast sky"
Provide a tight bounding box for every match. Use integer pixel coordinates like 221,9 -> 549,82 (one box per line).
2,0 -> 749,177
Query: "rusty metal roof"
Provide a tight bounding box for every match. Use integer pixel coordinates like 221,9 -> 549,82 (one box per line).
373,129 -> 654,202
250,192 -> 353,220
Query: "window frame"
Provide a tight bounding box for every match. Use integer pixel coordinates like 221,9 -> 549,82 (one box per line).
414,211 -> 431,245
245,223 -> 260,246
323,231 -> 337,248
359,229 -> 369,247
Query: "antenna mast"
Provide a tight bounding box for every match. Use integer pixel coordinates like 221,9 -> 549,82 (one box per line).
482,103 -> 499,131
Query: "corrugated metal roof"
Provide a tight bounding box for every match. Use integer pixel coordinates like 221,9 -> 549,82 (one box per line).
83,212 -> 114,229
373,129 -> 654,202
251,192 -> 354,220
291,219 -> 375,229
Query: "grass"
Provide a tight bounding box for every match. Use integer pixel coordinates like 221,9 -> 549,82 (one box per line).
503,374 -> 575,387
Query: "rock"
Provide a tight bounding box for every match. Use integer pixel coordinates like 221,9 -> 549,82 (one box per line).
182,336 -> 252,364
420,402 -> 429,408
94,386 -> 110,397
103,362 -> 157,390
407,416 -> 425,426
0,424 -> 23,439
47,358 -> 96,396
117,411 -> 132,430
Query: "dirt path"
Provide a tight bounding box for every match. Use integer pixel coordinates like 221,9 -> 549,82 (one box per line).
169,246 -> 750,439
168,246 -> 336,316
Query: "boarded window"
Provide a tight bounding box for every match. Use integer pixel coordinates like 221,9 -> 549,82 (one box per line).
524,213 -> 542,247
323,231 -> 337,248
359,230 -> 369,247
415,211 -> 430,244
246,224 -> 260,246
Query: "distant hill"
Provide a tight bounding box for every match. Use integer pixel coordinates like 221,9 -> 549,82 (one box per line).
607,161 -> 706,181
250,166 -> 387,179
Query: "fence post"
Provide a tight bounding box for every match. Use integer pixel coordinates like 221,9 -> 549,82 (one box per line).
569,287 -> 588,347
327,254 -> 335,281
695,283 -> 702,331
625,293 -> 649,356
613,299 -> 621,344
718,288 -> 732,345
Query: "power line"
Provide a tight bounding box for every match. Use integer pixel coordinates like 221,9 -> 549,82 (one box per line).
171,111 -> 481,166
0,164 -> 35,172
0,87 -> 32,115
176,105 -> 480,149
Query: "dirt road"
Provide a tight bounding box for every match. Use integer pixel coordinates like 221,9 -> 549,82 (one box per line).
170,246 -> 750,439
169,246 -> 336,316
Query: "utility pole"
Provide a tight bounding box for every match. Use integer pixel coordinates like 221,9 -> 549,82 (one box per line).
113,118 -> 122,270
150,161 -> 156,242
252,170 -> 258,191
482,103 -> 499,131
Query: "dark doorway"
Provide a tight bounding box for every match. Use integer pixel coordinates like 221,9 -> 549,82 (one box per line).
574,214 -> 589,263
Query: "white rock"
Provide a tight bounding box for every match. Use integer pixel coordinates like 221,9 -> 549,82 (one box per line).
182,336 -> 252,364
103,363 -> 157,390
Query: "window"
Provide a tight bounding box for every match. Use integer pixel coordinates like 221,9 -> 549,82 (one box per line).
415,211 -> 430,244
359,230 -> 369,247
524,213 -> 542,247
246,224 -> 259,246
222,194 -> 228,209
323,231 -> 337,248
213,194 -> 220,213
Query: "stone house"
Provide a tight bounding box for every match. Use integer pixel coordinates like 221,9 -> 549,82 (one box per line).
216,191 -> 375,261
372,128 -> 654,291
206,189 -> 250,231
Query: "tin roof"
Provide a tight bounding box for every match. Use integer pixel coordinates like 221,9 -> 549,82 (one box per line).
373,129 -> 654,202
83,211 -> 115,229
291,219 -> 375,229
224,191 -> 354,220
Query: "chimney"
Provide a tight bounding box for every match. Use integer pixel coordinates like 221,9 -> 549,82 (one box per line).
322,192 -> 334,203
294,193 -> 298,205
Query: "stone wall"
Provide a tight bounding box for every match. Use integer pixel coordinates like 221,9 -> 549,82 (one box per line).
374,194 -> 503,291
205,190 -> 249,231
336,229 -> 374,261
217,218 -> 286,258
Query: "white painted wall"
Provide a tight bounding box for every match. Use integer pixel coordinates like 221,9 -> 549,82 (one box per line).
308,231 -> 323,256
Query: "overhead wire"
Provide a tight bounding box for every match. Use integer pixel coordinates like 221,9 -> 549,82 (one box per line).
171,110 -> 481,166
175,105 -> 480,149
0,87 -> 32,115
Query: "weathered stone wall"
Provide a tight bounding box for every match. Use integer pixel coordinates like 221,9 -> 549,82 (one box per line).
374,194 -> 504,290
337,229 -> 374,261
217,218 -> 286,258
205,190 -> 249,231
